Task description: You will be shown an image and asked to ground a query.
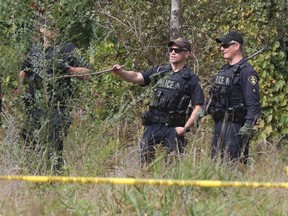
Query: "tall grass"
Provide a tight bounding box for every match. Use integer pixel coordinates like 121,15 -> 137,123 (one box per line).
0,105 -> 287,215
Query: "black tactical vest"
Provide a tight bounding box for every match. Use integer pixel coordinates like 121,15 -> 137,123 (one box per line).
149,65 -> 192,113
208,63 -> 246,120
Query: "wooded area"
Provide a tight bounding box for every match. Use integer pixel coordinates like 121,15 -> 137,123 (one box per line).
1,0 -> 287,144
0,0 -> 288,215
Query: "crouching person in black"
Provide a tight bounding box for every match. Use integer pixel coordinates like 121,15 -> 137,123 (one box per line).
112,38 -> 204,166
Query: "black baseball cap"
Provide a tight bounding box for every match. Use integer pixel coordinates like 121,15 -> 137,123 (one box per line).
167,38 -> 192,52
216,31 -> 244,45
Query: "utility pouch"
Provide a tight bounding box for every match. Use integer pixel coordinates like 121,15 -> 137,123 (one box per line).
167,113 -> 186,127
167,91 -> 178,111
141,111 -> 153,126
177,95 -> 190,110
157,94 -> 169,110
230,105 -> 247,124
211,108 -> 225,121
149,90 -> 161,108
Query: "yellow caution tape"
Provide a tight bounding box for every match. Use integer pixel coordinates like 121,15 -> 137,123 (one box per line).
0,175 -> 288,189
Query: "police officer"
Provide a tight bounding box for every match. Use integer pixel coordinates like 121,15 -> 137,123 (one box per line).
112,38 -> 205,165
19,18 -> 91,172
207,30 -> 261,163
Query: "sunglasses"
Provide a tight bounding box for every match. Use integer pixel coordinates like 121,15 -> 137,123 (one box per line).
220,43 -> 237,49
169,47 -> 188,53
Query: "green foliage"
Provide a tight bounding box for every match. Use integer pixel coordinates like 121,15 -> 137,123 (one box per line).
1,1 -> 288,145
94,0 -> 171,68
1,0 -> 288,214
179,0 -> 288,145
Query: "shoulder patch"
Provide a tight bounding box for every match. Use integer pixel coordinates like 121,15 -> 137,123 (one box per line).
248,76 -> 257,86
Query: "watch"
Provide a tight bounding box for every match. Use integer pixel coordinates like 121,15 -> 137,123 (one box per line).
184,126 -> 191,133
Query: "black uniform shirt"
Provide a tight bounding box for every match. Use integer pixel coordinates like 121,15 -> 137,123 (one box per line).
21,42 -> 88,106
227,59 -> 261,125
21,42 -> 86,73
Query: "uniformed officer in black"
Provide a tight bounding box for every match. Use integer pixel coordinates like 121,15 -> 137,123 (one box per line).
19,18 -> 91,172
207,30 -> 261,163
112,38 -> 204,165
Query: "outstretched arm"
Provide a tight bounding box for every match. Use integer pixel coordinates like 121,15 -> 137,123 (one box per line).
67,66 -> 92,80
112,64 -> 145,85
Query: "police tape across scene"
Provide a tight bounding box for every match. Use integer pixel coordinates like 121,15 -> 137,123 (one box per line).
0,175 -> 288,189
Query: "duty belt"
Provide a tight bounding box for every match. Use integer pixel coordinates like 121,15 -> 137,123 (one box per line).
141,111 -> 186,127
150,115 -> 169,124
211,109 -> 246,124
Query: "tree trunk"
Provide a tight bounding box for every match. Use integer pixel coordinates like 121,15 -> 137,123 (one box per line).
170,0 -> 181,40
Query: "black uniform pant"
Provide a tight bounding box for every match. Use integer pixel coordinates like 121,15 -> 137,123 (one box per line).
139,124 -> 186,165
212,120 -> 249,164
22,107 -> 72,172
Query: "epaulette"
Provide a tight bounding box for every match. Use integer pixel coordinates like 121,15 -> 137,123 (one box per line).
182,67 -> 193,80
232,62 -> 247,80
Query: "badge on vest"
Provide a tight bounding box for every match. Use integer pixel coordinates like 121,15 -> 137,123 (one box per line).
248,76 -> 257,85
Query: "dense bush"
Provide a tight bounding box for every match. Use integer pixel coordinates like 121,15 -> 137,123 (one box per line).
1,0 -> 288,148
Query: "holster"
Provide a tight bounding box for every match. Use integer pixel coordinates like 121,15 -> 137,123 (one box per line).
141,111 -> 154,126
210,107 -> 246,124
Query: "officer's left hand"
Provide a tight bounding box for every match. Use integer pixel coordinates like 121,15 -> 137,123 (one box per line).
175,127 -> 186,137
237,123 -> 253,137
194,108 -> 205,128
